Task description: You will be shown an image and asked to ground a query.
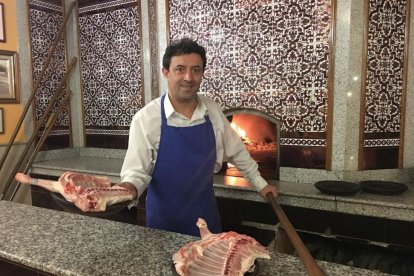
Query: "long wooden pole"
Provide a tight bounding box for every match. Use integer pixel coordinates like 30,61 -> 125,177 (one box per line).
0,1 -> 76,171
266,193 -> 324,276
1,58 -> 76,197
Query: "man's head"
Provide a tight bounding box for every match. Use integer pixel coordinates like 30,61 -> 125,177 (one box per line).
162,38 -> 206,105
162,38 -> 207,71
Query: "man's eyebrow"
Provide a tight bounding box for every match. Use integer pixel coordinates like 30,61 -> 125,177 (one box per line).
174,64 -> 202,69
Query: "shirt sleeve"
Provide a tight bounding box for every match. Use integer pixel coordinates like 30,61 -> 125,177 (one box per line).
218,111 -> 268,191
120,111 -> 154,204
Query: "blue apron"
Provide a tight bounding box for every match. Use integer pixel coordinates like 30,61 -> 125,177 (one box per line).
146,95 -> 221,236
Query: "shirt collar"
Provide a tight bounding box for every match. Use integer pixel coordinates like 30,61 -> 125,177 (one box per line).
164,93 -> 208,119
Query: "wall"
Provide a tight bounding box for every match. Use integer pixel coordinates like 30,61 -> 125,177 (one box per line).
0,0 -> 24,144
28,0 -> 70,150
7,0 -> 414,190
77,1 -> 144,148
0,0 -> 32,204
158,0 -> 414,183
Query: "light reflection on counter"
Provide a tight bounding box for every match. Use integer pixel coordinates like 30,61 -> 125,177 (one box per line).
214,175 -> 253,188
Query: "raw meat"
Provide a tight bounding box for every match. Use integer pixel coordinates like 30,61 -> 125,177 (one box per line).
15,172 -> 134,212
69,186 -> 134,212
60,171 -> 111,189
172,218 -> 270,276
58,172 -> 112,202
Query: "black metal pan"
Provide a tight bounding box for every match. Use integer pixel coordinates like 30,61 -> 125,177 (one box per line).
51,192 -> 131,218
314,180 -> 361,196
359,180 -> 408,196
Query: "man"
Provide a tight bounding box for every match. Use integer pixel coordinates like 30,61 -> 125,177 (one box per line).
118,38 -> 278,236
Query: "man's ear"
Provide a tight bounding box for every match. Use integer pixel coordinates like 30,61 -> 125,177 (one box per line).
162,68 -> 169,76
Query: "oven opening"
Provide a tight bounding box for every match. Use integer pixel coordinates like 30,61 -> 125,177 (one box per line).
219,111 -> 280,181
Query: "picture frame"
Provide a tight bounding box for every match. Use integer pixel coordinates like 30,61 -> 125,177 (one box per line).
0,3 -> 5,43
0,50 -> 18,103
0,108 -> 4,134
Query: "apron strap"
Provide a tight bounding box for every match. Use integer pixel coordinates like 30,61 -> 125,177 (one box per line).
160,94 -> 167,127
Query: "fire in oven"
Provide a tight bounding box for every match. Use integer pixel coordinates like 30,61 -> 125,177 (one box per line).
220,110 -> 280,181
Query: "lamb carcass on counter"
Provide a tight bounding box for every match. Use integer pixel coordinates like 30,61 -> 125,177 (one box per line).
173,218 -> 271,276
15,172 -> 134,212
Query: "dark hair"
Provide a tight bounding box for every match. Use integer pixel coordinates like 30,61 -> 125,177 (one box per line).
162,38 -> 207,70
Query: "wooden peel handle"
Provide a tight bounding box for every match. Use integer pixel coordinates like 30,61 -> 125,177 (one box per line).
266,193 -> 324,276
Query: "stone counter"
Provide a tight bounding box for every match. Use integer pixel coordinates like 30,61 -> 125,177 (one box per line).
0,201 -> 389,276
30,151 -> 414,222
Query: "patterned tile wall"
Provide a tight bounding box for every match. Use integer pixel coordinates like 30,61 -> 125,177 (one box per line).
362,0 -> 408,169
29,0 -> 70,149
78,0 -> 144,148
168,0 -> 333,168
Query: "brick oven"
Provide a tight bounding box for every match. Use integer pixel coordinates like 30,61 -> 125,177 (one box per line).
219,110 -> 280,181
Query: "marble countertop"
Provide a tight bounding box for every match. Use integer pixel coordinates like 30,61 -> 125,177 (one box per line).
30,152 -> 414,222
0,200 -> 389,276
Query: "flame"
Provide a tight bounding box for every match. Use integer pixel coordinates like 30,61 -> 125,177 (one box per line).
231,122 -> 246,138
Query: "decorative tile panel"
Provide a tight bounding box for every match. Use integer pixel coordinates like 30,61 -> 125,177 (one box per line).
168,0 -> 333,167
362,0 -> 408,169
29,0 -> 70,149
169,0 -> 332,133
78,0 -> 144,148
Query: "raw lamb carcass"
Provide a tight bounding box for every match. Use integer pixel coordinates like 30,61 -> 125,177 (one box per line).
15,172 -> 134,212
172,218 -> 271,276
69,186 -> 134,212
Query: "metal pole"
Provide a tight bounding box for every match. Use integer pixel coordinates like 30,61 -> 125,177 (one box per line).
9,91 -> 72,201
0,58 -> 77,198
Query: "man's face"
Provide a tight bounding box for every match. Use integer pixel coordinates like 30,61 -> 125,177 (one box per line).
162,53 -> 204,103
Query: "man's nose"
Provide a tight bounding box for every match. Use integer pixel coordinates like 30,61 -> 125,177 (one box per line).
183,70 -> 194,81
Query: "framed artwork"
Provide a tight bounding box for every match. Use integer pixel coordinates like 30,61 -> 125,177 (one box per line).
0,50 -> 18,103
0,108 -> 4,134
0,3 -> 5,43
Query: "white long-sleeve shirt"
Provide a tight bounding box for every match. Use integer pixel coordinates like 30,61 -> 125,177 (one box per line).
120,93 -> 267,202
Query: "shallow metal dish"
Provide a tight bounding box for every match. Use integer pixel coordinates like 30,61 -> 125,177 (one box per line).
51,192 -> 131,217
314,180 -> 361,196
359,180 -> 408,196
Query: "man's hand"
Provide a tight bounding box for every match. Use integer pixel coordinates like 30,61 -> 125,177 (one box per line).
117,182 -> 138,199
259,184 -> 278,202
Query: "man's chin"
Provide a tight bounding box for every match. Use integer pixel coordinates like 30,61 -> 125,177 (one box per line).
179,90 -> 197,98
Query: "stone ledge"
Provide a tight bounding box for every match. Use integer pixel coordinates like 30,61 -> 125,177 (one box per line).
30,148 -> 414,222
